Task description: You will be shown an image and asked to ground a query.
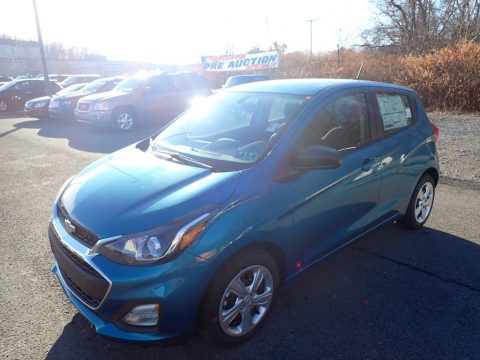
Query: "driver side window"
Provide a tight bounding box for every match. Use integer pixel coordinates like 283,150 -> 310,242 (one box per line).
144,76 -> 171,94
298,93 -> 370,152
14,81 -> 30,91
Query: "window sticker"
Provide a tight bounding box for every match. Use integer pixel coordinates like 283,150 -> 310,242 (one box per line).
377,94 -> 408,131
234,151 -> 257,161
405,107 -> 412,119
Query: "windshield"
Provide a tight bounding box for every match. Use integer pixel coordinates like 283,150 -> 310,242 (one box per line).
114,77 -> 143,92
0,80 -> 18,91
82,80 -> 108,93
225,76 -> 267,88
56,83 -> 86,95
62,76 -> 78,85
153,92 -> 307,171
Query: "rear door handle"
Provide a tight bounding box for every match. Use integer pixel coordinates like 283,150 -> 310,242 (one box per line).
362,158 -> 380,171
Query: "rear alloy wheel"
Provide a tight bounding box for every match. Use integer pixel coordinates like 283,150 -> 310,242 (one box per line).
399,174 -> 435,229
113,110 -> 135,131
202,249 -> 279,346
0,100 -> 7,112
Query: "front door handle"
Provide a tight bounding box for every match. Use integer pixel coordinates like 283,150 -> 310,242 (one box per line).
361,158 -> 380,172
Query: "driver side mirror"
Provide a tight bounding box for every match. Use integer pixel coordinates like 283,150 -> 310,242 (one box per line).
292,145 -> 342,170
273,144 -> 342,182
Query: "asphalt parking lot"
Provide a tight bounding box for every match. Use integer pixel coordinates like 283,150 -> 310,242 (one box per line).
1,113 -> 479,359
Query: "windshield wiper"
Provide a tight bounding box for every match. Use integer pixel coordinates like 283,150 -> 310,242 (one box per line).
150,142 -> 213,170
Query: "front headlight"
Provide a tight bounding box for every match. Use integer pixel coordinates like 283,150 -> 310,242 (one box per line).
34,100 -> 48,108
100,213 -> 211,264
94,102 -> 109,111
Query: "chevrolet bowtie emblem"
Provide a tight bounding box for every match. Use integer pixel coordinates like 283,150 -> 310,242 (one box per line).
64,218 -> 76,233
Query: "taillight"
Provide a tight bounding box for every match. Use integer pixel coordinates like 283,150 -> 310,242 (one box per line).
430,121 -> 440,144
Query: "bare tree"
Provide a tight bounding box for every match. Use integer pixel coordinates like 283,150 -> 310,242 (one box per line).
363,0 -> 480,54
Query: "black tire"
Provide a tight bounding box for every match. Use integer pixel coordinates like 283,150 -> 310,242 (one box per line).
112,108 -> 136,131
201,248 -> 279,346
399,174 -> 435,230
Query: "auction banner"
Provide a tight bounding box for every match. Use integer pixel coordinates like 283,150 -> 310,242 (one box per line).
201,51 -> 280,72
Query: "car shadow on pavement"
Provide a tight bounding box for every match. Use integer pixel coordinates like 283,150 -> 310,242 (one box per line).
12,117 -> 167,154
0,111 -> 27,120
46,225 -> 480,360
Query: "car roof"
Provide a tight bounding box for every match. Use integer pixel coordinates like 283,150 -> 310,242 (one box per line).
13,78 -> 55,83
65,74 -> 101,77
94,76 -> 124,82
229,74 -> 269,78
228,78 -> 413,96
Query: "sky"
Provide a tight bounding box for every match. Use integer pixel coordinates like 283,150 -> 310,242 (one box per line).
3,0 -> 376,64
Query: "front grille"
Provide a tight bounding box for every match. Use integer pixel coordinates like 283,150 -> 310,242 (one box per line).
77,102 -> 90,112
50,224 -> 109,309
57,203 -> 98,248
59,268 -> 102,308
52,226 -> 100,278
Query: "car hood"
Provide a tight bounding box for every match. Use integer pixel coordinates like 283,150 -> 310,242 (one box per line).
28,96 -> 50,103
60,146 -> 240,238
53,90 -> 93,101
78,90 -> 128,103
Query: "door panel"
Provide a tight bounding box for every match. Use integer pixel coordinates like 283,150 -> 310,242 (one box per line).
290,93 -> 384,266
370,92 -> 426,218
140,76 -> 171,120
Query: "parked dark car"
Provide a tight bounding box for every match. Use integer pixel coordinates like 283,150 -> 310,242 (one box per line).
223,74 -> 270,88
75,72 -> 211,130
24,83 -> 88,119
36,74 -> 69,83
60,74 -> 101,87
49,77 -> 124,119
0,79 -> 61,113
50,79 -> 439,345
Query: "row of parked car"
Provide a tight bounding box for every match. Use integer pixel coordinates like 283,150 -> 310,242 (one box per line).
0,72 -> 271,131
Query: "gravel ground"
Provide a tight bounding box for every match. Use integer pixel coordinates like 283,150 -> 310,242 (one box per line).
429,112 -> 480,184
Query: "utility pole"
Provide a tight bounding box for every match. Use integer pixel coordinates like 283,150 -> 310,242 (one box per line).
337,28 -> 342,67
307,18 -> 318,55
33,0 -> 50,95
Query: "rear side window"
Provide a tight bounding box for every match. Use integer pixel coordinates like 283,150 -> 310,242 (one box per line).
173,75 -> 208,91
298,93 -> 370,152
145,76 -> 171,93
375,93 -> 413,134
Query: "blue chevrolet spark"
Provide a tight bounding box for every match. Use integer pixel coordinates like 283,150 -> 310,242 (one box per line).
49,79 -> 439,346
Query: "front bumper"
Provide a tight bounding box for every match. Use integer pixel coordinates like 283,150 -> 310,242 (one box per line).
49,106 -> 75,119
74,108 -> 112,126
24,105 -> 48,118
49,204 -> 213,341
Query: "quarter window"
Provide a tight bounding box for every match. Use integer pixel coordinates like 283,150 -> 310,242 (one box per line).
298,93 -> 370,152
375,93 -> 413,134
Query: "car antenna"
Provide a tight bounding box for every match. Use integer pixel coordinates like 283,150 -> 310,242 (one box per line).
355,61 -> 365,80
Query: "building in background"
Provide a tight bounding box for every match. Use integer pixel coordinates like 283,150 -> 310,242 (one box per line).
0,37 -> 172,77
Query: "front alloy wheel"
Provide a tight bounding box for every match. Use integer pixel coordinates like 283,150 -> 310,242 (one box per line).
114,110 -> 134,131
219,265 -> 274,337
202,249 -> 279,346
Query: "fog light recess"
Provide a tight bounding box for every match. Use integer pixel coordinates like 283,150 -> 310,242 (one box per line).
121,304 -> 160,327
